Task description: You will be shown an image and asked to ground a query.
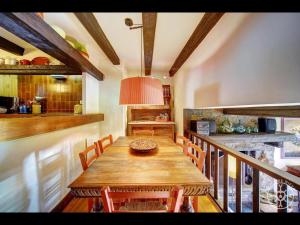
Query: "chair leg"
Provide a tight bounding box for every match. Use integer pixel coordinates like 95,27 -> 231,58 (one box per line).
192,196 -> 199,212
87,198 -> 94,212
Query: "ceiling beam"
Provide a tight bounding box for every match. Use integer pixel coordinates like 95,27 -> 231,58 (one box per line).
142,13 -> 157,76
74,13 -> 120,65
0,36 -> 24,56
0,13 -> 104,81
169,13 -> 224,77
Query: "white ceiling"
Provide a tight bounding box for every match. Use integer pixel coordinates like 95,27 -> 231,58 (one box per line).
0,13 -> 248,77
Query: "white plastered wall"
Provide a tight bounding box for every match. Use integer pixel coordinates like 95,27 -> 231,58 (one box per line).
174,13 -> 300,135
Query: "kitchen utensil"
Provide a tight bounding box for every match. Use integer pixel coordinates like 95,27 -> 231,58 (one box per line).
19,59 -> 31,65
35,96 -> 47,113
36,12 -> 44,19
32,103 -> 41,114
79,50 -> 89,59
0,107 -> 7,114
129,139 -> 157,153
31,57 -> 50,65
19,104 -> 27,114
65,35 -> 88,55
74,103 -> 82,114
4,57 -> 11,65
51,25 -> 66,39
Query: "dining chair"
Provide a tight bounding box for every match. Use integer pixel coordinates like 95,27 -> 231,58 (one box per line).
98,134 -> 113,154
78,143 -> 101,212
175,133 -> 189,155
187,142 -> 206,172
101,186 -> 184,213
133,129 -> 155,136
79,143 -> 100,171
186,142 -> 206,212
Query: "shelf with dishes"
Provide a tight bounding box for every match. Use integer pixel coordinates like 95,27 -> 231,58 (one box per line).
0,13 -> 103,80
0,65 -> 82,75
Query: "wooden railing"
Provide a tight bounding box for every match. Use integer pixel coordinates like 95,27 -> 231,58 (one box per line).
187,131 -> 300,212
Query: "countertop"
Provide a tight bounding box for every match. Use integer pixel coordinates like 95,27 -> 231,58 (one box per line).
0,113 -> 104,141
128,120 -> 176,125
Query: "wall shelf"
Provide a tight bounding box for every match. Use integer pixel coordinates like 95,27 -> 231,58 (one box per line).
208,132 -> 297,143
0,65 -> 82,75
0,13 -> 104,80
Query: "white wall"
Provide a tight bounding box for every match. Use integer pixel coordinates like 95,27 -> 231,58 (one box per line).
0,123 -> 101,212
174,13 -> 300,134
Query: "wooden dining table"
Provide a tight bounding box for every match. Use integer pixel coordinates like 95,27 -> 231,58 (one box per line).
69,136 -> 211,211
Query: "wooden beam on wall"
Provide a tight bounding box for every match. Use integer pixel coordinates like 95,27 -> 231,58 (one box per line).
142,13 -> 157,76
0,65 -> 82,75
74,13 -> 120,65
0,36 -> 25,56
169,13 -> 224,77
223,106 -> 300,118
0,13 -> 104,81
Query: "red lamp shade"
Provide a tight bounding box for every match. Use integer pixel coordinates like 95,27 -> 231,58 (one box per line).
119,77 -> 164,105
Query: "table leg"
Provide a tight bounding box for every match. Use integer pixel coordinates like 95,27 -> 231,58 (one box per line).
180,196 -> 194,213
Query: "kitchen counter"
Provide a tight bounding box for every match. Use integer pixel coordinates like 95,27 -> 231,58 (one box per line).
0,113 -> 77,118
0,113 -> 104,142
128,120 -> 176,125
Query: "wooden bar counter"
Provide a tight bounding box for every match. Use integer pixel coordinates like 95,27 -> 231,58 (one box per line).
0,113 -> 104,142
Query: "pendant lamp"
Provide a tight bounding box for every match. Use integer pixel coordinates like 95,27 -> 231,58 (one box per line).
119,18 -> 164,105
119,76 -> 164,105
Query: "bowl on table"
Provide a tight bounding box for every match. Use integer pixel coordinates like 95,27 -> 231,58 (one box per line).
129,139 -> 157,153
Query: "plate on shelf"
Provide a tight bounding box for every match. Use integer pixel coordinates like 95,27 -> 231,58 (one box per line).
129,139 -> 157,153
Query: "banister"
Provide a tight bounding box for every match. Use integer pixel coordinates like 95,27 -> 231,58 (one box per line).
188,131 -> 300,190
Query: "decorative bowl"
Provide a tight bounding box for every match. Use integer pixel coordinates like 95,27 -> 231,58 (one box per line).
129,139 -> 157,153
31,57 -> 49,65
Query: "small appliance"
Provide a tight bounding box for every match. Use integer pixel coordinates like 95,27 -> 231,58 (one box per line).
258,118 -> 277,133
0,96 -> 19,113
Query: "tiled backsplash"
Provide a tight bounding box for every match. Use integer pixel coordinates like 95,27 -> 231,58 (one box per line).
18,75 -> 82,112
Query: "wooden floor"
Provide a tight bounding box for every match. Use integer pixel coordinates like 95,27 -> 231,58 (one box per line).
63,195 -> 221,213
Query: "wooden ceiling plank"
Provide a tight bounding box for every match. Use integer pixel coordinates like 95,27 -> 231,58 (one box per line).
142,13 -> 157,76
169,13 -> 224,77
74,13 -> 120,65
0,13 -> 104,81
0,36 -> 25,56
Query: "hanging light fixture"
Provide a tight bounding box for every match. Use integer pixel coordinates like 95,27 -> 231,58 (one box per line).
119,18 -> 164,105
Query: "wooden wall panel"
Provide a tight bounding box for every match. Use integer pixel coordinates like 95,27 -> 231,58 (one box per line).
18,75 -> 82,112
0,75 -> 18,97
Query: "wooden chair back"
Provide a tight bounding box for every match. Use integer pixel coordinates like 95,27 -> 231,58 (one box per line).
98,134 -> 113,154
187,142 -> 206,171
79,143 -> 100,171
133,129 -> 154,136
175,133 -> 189,155
101,186 -> 183,213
